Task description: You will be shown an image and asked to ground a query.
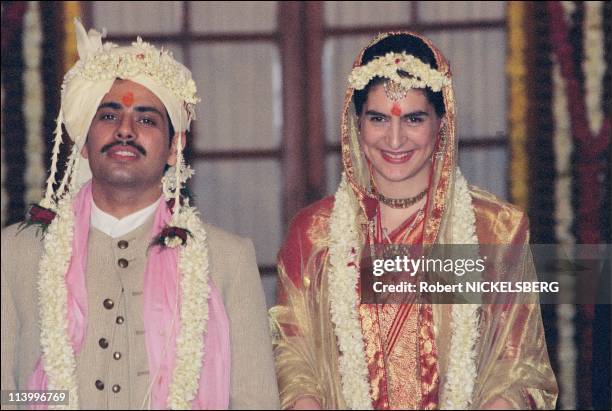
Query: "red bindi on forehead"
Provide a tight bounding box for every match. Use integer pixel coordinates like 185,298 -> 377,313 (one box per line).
121,92 -> 135,107
391,103 -> 402,117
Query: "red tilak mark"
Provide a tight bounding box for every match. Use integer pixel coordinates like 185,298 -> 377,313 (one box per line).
122,92 -> 134,107
391,103 -> 402,117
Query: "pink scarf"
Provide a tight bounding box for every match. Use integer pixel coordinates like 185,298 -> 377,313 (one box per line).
28,182 -> 230,409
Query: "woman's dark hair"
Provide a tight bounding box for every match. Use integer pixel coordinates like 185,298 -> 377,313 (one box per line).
352,34 -> 446,117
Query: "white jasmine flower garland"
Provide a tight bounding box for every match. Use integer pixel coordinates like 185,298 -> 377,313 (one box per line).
23,1 -> 45,206
553,3 -> 578,409
327,175 -> 373,410
328,168 -> 479,409
583,1 -> 605,136
37,197 -> 79,409
348,52 -> 451,92
440,168 -> 480,410
168,206 -> 211,409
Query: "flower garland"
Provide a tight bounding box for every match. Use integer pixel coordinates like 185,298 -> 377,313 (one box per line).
507,1 -> 529,211
37,194 -> 211,409
553,47 -> 577,411
552,2 -> 607,407
23,1 -> 45,206
583,1 -> 605,136
348,52 -> 451,92
327,175 -> 373,410
552,5 -> 577,409
548,0 -> 610,244
561,1 -> 575,23
440,169 -> 480,410
328,168 -> 479,409
37,196 -> 79,409
167,206 -> 211,409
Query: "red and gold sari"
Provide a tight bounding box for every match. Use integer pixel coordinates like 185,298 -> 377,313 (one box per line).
358,204 -> 439,410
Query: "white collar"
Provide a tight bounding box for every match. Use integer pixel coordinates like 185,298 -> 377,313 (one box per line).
91,197 -> 161,238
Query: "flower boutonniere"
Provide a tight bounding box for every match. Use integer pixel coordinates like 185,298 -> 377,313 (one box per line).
151,225 -> 193,248
18,204 -> 57,236
150,198 -> 194,248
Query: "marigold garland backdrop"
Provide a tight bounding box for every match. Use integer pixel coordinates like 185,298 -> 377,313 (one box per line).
507,2 -> 610,409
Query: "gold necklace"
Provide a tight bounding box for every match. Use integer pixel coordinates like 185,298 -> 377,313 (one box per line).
368,171 -> 428,209
373,187 -> 428,208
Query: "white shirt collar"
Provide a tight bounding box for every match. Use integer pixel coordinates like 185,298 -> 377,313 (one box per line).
91,197 -> 161,238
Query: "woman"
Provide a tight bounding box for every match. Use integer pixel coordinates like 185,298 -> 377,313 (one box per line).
270,32 -> 557,410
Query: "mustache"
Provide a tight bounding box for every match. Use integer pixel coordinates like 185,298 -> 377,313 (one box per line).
101,140 -> 146,156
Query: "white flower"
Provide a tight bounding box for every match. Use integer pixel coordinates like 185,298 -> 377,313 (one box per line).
552,4 -> 578,405
63,38 -> 200,122
328,175 -> 373,410
23,2 -> 45,206
328,169 -> 479,409
348,52 -> 451,92
440,168 -> 479,410
582,1 -> 605,135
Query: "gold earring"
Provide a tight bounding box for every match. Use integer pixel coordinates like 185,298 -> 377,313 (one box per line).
434,124 -> 448,159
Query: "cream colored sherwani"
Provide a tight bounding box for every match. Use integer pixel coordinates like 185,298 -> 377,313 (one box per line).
1,214 -> 280,409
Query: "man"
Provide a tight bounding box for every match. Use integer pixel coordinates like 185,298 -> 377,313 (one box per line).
1,21 -> 279,409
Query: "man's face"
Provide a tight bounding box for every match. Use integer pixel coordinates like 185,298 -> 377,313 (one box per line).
83,79 -> 176,191
359,84 -> 442,194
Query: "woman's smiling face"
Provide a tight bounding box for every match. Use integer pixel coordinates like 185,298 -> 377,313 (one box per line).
359,83 -> 443,196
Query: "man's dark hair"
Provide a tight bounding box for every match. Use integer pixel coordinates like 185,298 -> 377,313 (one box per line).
352,34 -> 446,117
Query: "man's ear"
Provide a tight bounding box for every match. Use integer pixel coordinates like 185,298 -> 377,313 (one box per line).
166,133 -> 186,166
